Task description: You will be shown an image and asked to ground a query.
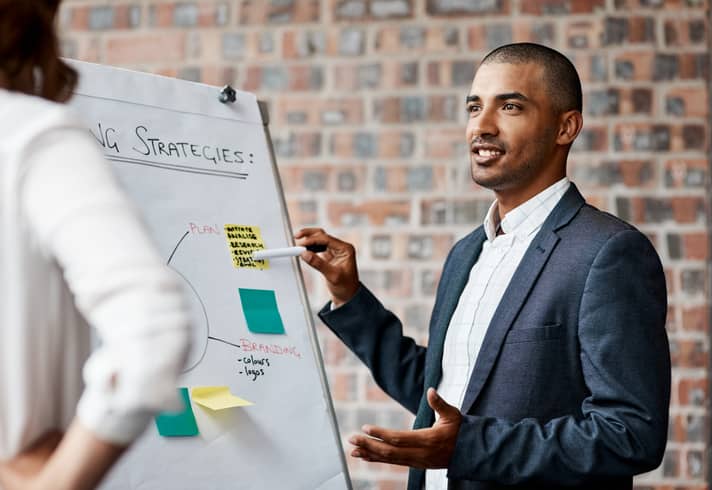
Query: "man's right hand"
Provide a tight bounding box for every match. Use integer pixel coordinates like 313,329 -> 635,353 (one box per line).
294,228 -> 360,308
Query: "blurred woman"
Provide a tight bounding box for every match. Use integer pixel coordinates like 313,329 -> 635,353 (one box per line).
0,1 -> 190,489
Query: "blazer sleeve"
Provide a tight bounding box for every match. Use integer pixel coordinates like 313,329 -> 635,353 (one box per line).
319,285 -> 426,415
447,229 -> 670,485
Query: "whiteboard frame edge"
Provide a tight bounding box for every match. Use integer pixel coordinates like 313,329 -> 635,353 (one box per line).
258,100 -> 353,490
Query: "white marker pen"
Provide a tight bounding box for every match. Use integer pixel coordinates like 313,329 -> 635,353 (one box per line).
252,244 -> 327,260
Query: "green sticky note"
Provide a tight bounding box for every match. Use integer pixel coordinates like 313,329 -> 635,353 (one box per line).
238,288 -> 286,335
155,387 -> 199,437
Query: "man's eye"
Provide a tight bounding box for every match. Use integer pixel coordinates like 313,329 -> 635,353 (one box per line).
503,103 -> 519,111
467,104 -> 481,114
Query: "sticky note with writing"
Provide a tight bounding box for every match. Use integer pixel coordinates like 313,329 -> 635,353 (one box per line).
191,386 -> 254,411
224,224 -> 268,270
238,288 -> 285,334
155,387 -> 199,437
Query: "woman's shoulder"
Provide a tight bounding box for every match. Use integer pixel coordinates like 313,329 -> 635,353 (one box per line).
0,90 -> 83,150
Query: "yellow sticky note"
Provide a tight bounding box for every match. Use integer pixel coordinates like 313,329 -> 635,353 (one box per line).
190,386 -> 254,411
224,224 -> 269,270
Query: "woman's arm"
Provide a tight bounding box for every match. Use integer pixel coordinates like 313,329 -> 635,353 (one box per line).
0,423 -> 123,490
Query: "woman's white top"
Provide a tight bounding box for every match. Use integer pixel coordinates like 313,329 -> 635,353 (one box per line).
0,90 -> 190,459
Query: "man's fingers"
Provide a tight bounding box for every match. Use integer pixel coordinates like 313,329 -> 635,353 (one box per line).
361,425 -> 427,448
294,227 -> 325,239
427,388 -> 459,420
349,434 -> 421,467
300,249 -> 332,274
294,228 -> 330,250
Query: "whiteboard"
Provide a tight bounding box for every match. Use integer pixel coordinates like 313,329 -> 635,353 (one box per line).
69,60 -> 350,490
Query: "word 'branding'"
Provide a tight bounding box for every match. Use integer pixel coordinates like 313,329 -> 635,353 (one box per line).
239,339 -> 301,360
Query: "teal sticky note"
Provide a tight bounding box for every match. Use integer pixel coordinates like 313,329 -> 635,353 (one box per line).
238,288 -> 286,335
155,387 -> 199,437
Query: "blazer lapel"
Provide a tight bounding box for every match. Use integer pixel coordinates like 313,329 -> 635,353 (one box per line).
413,227 -> 486,429
459,184 -> 585,413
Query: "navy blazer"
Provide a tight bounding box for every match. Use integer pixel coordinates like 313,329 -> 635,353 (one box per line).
320,184 -> 670,489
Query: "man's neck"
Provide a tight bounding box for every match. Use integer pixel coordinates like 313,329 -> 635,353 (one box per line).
494,175 -> 566,219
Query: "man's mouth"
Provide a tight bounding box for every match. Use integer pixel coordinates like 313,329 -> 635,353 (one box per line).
472,146 -> 504,164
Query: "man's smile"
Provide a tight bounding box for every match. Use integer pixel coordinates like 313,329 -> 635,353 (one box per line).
471,144 -> 505,164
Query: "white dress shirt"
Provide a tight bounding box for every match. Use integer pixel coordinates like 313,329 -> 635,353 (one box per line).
0,90 -> 190,459
426,177 -> 570,489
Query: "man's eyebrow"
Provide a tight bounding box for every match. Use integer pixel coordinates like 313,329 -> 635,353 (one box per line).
465,92 -> 529,104
496,92 -> 529,102
465,95 -> 480,104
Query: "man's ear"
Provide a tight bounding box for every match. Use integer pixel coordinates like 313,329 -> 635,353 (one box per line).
556,110 -> 583,146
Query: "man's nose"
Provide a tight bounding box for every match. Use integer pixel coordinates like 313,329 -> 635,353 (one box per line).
467,109 -> 498,139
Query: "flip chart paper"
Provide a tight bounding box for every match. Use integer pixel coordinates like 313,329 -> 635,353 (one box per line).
238,288 -> 285,334
70,59 -> 349,489
191,386 -> 254,410
155,387 -> 199,437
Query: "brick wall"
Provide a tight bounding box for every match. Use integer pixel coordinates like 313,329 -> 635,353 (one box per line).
58,1 -> 710,488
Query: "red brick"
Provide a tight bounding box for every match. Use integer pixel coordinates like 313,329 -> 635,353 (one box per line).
285,199 -> 318,227
197,2 -> 221,27
670,339 -> 709,368
328,200 -> 411,226
374,26 -> 402,53
628,16 -> 656,43
665,159 -> 709,188
381,60 -> 420,89
113,5 -> 132,29
615,0 -> 708,9
521,0 -> 604,14
678,376 -> 709,406
665,305 -> 677,333
466,25 -> 487,51
566,21 -> 602,49
426,0 -> 511,16
106,33 -> 186,64
665,86 -> 708,118
72,37 -> 102,63
671,196 -> 707,223
374,165 -> 448,193
330,372 -> 358,402
425,128 -> 465,159
681,306 -> 710,333
681,233 -> 709,260
151,4 -> 174,27
199,66 -> 236,86
512,21 -> 556,44
288,65 -> 321,91
664,268 -> 675,294
365,378 -> 391,402
664,18 -> 709,46
613,51 -> 655,81
239,0 -> 319,24
69,6 -> 89,30
583,194 -> 609,211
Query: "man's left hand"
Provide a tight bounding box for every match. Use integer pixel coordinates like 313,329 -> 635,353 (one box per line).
348,388 -> 462,469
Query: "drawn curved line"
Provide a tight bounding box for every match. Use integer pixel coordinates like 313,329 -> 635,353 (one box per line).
167,231 -> 190,266
174,268 -> 210,373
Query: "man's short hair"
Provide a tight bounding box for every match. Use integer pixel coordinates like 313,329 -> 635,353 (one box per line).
481,43 -> 583,114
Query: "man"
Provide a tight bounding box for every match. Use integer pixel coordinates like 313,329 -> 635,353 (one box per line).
296,43 -> 670,489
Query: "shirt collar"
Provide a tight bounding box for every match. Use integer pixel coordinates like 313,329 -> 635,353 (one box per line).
483,177 -> 571,242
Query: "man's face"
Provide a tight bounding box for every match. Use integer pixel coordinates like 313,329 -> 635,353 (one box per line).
465,62 -> 561,193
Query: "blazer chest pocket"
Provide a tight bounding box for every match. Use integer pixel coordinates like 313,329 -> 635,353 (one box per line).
504,323 -> 563,344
